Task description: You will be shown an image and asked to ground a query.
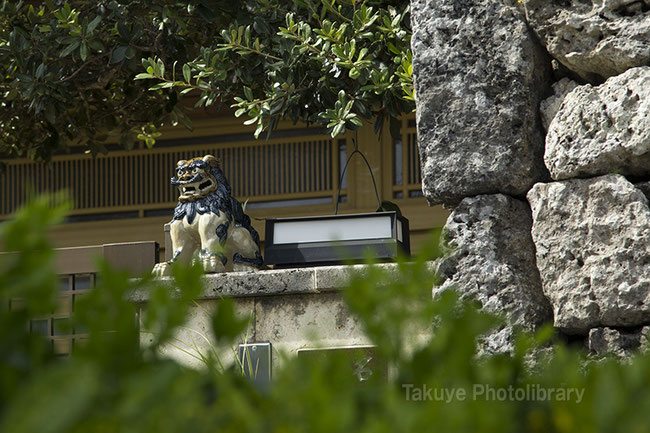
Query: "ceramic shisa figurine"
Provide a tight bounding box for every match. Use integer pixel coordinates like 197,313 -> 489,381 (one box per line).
152,155 -> 262,276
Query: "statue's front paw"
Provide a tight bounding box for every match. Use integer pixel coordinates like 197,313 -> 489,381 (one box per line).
152,262 -> 173,277
202,255 -> 226,273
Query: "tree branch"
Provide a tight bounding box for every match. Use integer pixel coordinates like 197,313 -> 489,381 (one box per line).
57,58 -> 97,83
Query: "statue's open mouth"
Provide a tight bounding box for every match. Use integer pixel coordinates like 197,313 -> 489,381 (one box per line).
176,177 -> 217,201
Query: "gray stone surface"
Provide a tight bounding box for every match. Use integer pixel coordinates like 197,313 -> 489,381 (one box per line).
524,0 -> 650,81
545,67 -> 650,180
477,326 -> 515,356
411,0 -> 550,206
527,174 -> 650,333
539,78 -> 579,130
587,326 -> 650,357
436,194 -> 552,331
643,327 -> 650,352
636,181 -> 650,199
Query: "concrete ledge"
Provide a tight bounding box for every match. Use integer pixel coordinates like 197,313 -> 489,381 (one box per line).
130,262 -> 411,302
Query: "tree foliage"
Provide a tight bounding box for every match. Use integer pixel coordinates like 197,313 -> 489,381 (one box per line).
2,195 -> 650,432
0,0 -> 413,161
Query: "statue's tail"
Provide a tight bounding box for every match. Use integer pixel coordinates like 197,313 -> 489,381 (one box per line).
230,197 -> 260,246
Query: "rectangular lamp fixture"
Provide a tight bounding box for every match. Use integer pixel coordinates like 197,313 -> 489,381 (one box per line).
264,211 -> 410,267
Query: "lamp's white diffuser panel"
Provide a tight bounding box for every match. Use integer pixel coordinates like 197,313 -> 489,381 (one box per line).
272,215 -> 393,245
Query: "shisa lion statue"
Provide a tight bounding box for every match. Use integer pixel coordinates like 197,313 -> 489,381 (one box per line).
153,155 -> 262,276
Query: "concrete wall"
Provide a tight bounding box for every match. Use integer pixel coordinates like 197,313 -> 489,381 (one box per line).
131,264 -> 388,370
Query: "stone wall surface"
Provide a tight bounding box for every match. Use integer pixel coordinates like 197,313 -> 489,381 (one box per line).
523,0 -> 650,81
545,67 -> 650,180
527,175 -> 650,334
587,326 -> 650,357
637,181 -> 650,199
436,194 -> 551,331
411,0 -> 550,206
539,78 -> 579,131
412,0 -> 650,356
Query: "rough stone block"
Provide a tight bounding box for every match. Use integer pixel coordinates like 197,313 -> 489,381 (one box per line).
588,326 -> 650,357
636,181 -> 650,200
545,67 -> 650,180
436,194 -> 552,332
539,78 -> 579,130
524,0 -> 650,81
528,174 -> 650,333
411,0 -> 550,205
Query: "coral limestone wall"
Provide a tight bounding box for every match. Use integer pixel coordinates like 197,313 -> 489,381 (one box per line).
412,0 -> 650,354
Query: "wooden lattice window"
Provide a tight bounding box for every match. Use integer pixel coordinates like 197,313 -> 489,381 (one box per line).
24,273 -> 94,356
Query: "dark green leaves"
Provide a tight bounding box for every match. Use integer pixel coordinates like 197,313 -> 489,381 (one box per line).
1,1 -> 414,160
138,0 -> 414,141
0,1 -> 195,160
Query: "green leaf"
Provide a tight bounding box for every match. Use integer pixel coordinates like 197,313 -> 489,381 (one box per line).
111,45 -> 128,63
332,122 -> 344,137
148,82 -> 174,90
87,15 -> 101,33
387,42 -> 400,55
349,116 -> 362,127
117,21 -> 130,39
182,64 -> 191,83
0,363 -> 101,433
243,86 -> 253,100
134,73 -> 153,80
88,39 -> 104,51
79,41 -> 88,61
35,63 -> 46,79
59,40 -> 80,57
254,122 -> 264,138
125,46 -> 137,59
156,59 -> 165,77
